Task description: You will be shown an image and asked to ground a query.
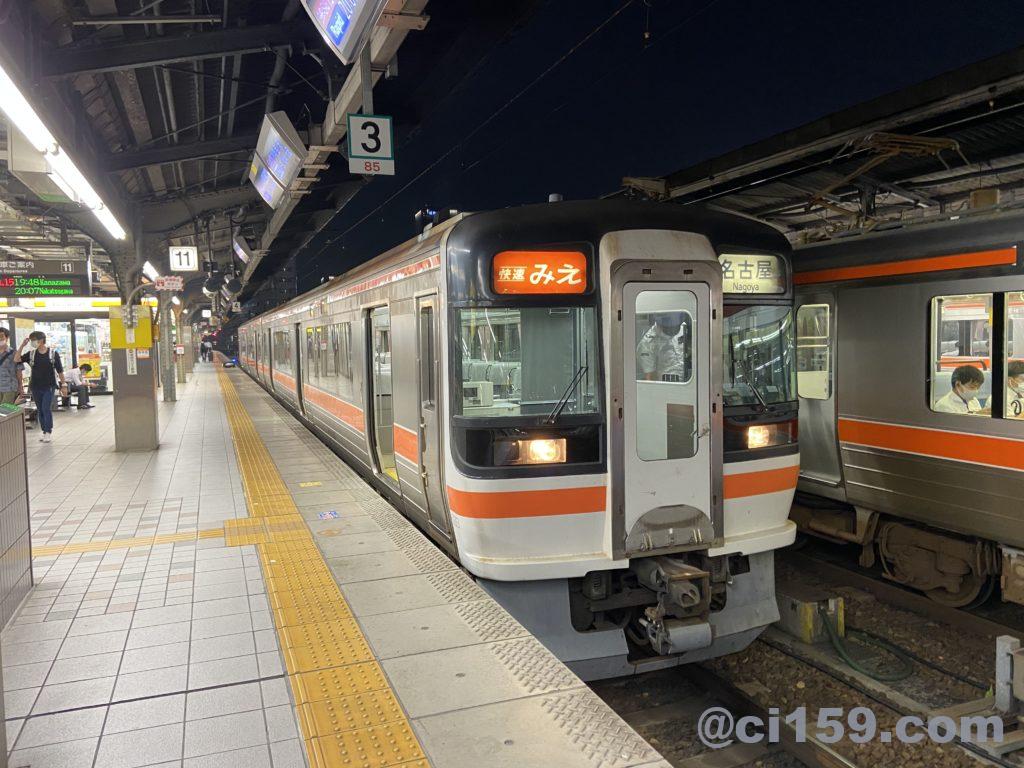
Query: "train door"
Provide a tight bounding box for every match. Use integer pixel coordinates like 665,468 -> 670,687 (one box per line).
610,258 -> 722,558
368,306 -> 399,487
795,294 -> 842,488
416,295 -> 449,536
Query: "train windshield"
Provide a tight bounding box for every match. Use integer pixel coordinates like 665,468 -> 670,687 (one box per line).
455,306 -> 600,417
723,305 -> 796,406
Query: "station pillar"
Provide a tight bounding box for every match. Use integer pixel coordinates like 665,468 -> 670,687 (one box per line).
158,293 -> 176,402
110,304 -> 160,451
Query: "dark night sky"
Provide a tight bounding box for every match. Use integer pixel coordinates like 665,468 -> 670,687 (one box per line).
291,0 -> 1024,291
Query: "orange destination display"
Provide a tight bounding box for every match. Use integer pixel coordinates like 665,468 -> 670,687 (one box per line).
492,250 -> 587,294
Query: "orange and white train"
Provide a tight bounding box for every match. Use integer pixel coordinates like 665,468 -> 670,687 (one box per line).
239,200 -> 799,679
792,209 -> 1024,608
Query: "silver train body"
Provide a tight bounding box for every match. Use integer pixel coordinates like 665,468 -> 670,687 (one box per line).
239,200 -> 800,678
793,209 -> 1024,607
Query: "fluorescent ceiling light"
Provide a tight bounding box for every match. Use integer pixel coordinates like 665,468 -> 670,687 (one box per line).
0,63 -> 127,240
142,261 -> 160,280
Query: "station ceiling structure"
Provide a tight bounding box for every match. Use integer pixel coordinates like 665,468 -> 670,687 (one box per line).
630,46 -> 1024,248
0,0 -> 532,317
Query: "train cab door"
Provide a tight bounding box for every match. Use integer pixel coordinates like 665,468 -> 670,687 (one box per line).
795,295 -> 842,489
415,295 -> 450,537
611,258 -> 723,559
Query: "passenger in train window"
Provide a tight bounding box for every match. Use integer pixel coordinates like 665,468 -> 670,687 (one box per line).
637,312 -> 691,382
1007,360 -> 1024,419
934,365 -> 990,415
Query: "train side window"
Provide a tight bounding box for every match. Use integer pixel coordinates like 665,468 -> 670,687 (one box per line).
305,327 -> 317,387
419,306 -> 435,407
930,293 -> 992,417
336,322 -> 353,399
1006,291 -> 1024,419
796,304 -> 831,400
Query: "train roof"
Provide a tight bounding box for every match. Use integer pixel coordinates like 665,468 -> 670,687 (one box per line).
447,199 -> 792,258
242,199 -> 791,327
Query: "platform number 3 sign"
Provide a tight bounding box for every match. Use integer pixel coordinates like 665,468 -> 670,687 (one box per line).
347,114 -> 395,176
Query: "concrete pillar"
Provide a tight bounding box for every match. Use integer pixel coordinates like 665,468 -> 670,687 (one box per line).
158,294 -> 176,402
111,304 -> 159,452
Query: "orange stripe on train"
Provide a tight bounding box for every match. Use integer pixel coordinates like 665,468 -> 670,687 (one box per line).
301,384 -> 365,432
838,418 -> 1024,472
393,424 -> 418,463
794,246 -> 1017,285
447,463 -> 797,520
723,465 -> 799,499
446,486 -> 605,519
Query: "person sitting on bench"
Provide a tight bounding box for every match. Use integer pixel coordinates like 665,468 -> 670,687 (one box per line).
63,363 -> 95,409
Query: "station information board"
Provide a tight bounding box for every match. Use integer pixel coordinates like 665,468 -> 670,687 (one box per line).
0,258 -> 90,296
302,0 -> 387,64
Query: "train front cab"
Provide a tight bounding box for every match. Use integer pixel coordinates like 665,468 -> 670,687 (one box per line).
441,216 -> 798,679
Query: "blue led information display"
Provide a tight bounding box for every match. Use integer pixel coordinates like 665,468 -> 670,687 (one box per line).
301,0 -> 386,64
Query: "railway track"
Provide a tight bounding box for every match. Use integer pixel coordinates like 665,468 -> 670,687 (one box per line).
783,548 -> 1024,640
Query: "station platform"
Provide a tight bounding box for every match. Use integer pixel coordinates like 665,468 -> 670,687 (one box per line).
2,363 -> 666,768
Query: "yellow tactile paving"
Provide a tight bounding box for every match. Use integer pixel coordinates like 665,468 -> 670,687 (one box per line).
214,361 -> 431,768
33,527 -> 225,557
299,689 -> 408,737
308,722 -> 428,768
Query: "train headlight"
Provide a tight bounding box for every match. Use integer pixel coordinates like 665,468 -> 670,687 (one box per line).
494,437 -> 567,465
526,438 -> 565,463
747,425 -> 772,449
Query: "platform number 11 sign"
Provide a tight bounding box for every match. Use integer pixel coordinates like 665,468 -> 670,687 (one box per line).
347,114 -> 394,176
169,245 -> 199,272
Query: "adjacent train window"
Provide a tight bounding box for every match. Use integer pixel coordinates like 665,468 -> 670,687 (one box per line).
336,322 -> 353,399
419,306 -> 436,406
796,304 -> 831,400
634,289 -> 697,461
930,293 -> 992,417
1006,291 -> 1024,419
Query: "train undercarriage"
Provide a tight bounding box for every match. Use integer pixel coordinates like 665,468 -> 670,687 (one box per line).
791,501 -> 1020,609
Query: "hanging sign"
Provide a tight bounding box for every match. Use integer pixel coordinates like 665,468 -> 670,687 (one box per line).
347,114 -> 394,175
169,246 -> 199,272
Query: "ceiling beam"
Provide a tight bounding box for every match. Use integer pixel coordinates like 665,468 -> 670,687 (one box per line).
44,21 -> 319,78
71,14 -> 221,25
104,133 -> 258,172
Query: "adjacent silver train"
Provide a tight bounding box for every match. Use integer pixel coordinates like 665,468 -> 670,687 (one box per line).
793,209 -> 1024,608
239,200 -> 800,678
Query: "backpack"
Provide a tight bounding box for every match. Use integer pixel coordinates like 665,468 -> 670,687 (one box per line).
28,348 -> 58,387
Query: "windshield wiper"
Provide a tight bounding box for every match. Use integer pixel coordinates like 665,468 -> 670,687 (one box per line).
546,365 -> 588,424
737,359 -> 769,411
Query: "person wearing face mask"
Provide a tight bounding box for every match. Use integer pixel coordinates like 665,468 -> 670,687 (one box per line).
0,328 -> 24,405
637,311 -> 692,383
934,365 -> 989,415
16,331 -> 65,442
1006,361 -> 1024,419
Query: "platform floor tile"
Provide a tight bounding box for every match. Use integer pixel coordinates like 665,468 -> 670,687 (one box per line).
4,366 -> 305,768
